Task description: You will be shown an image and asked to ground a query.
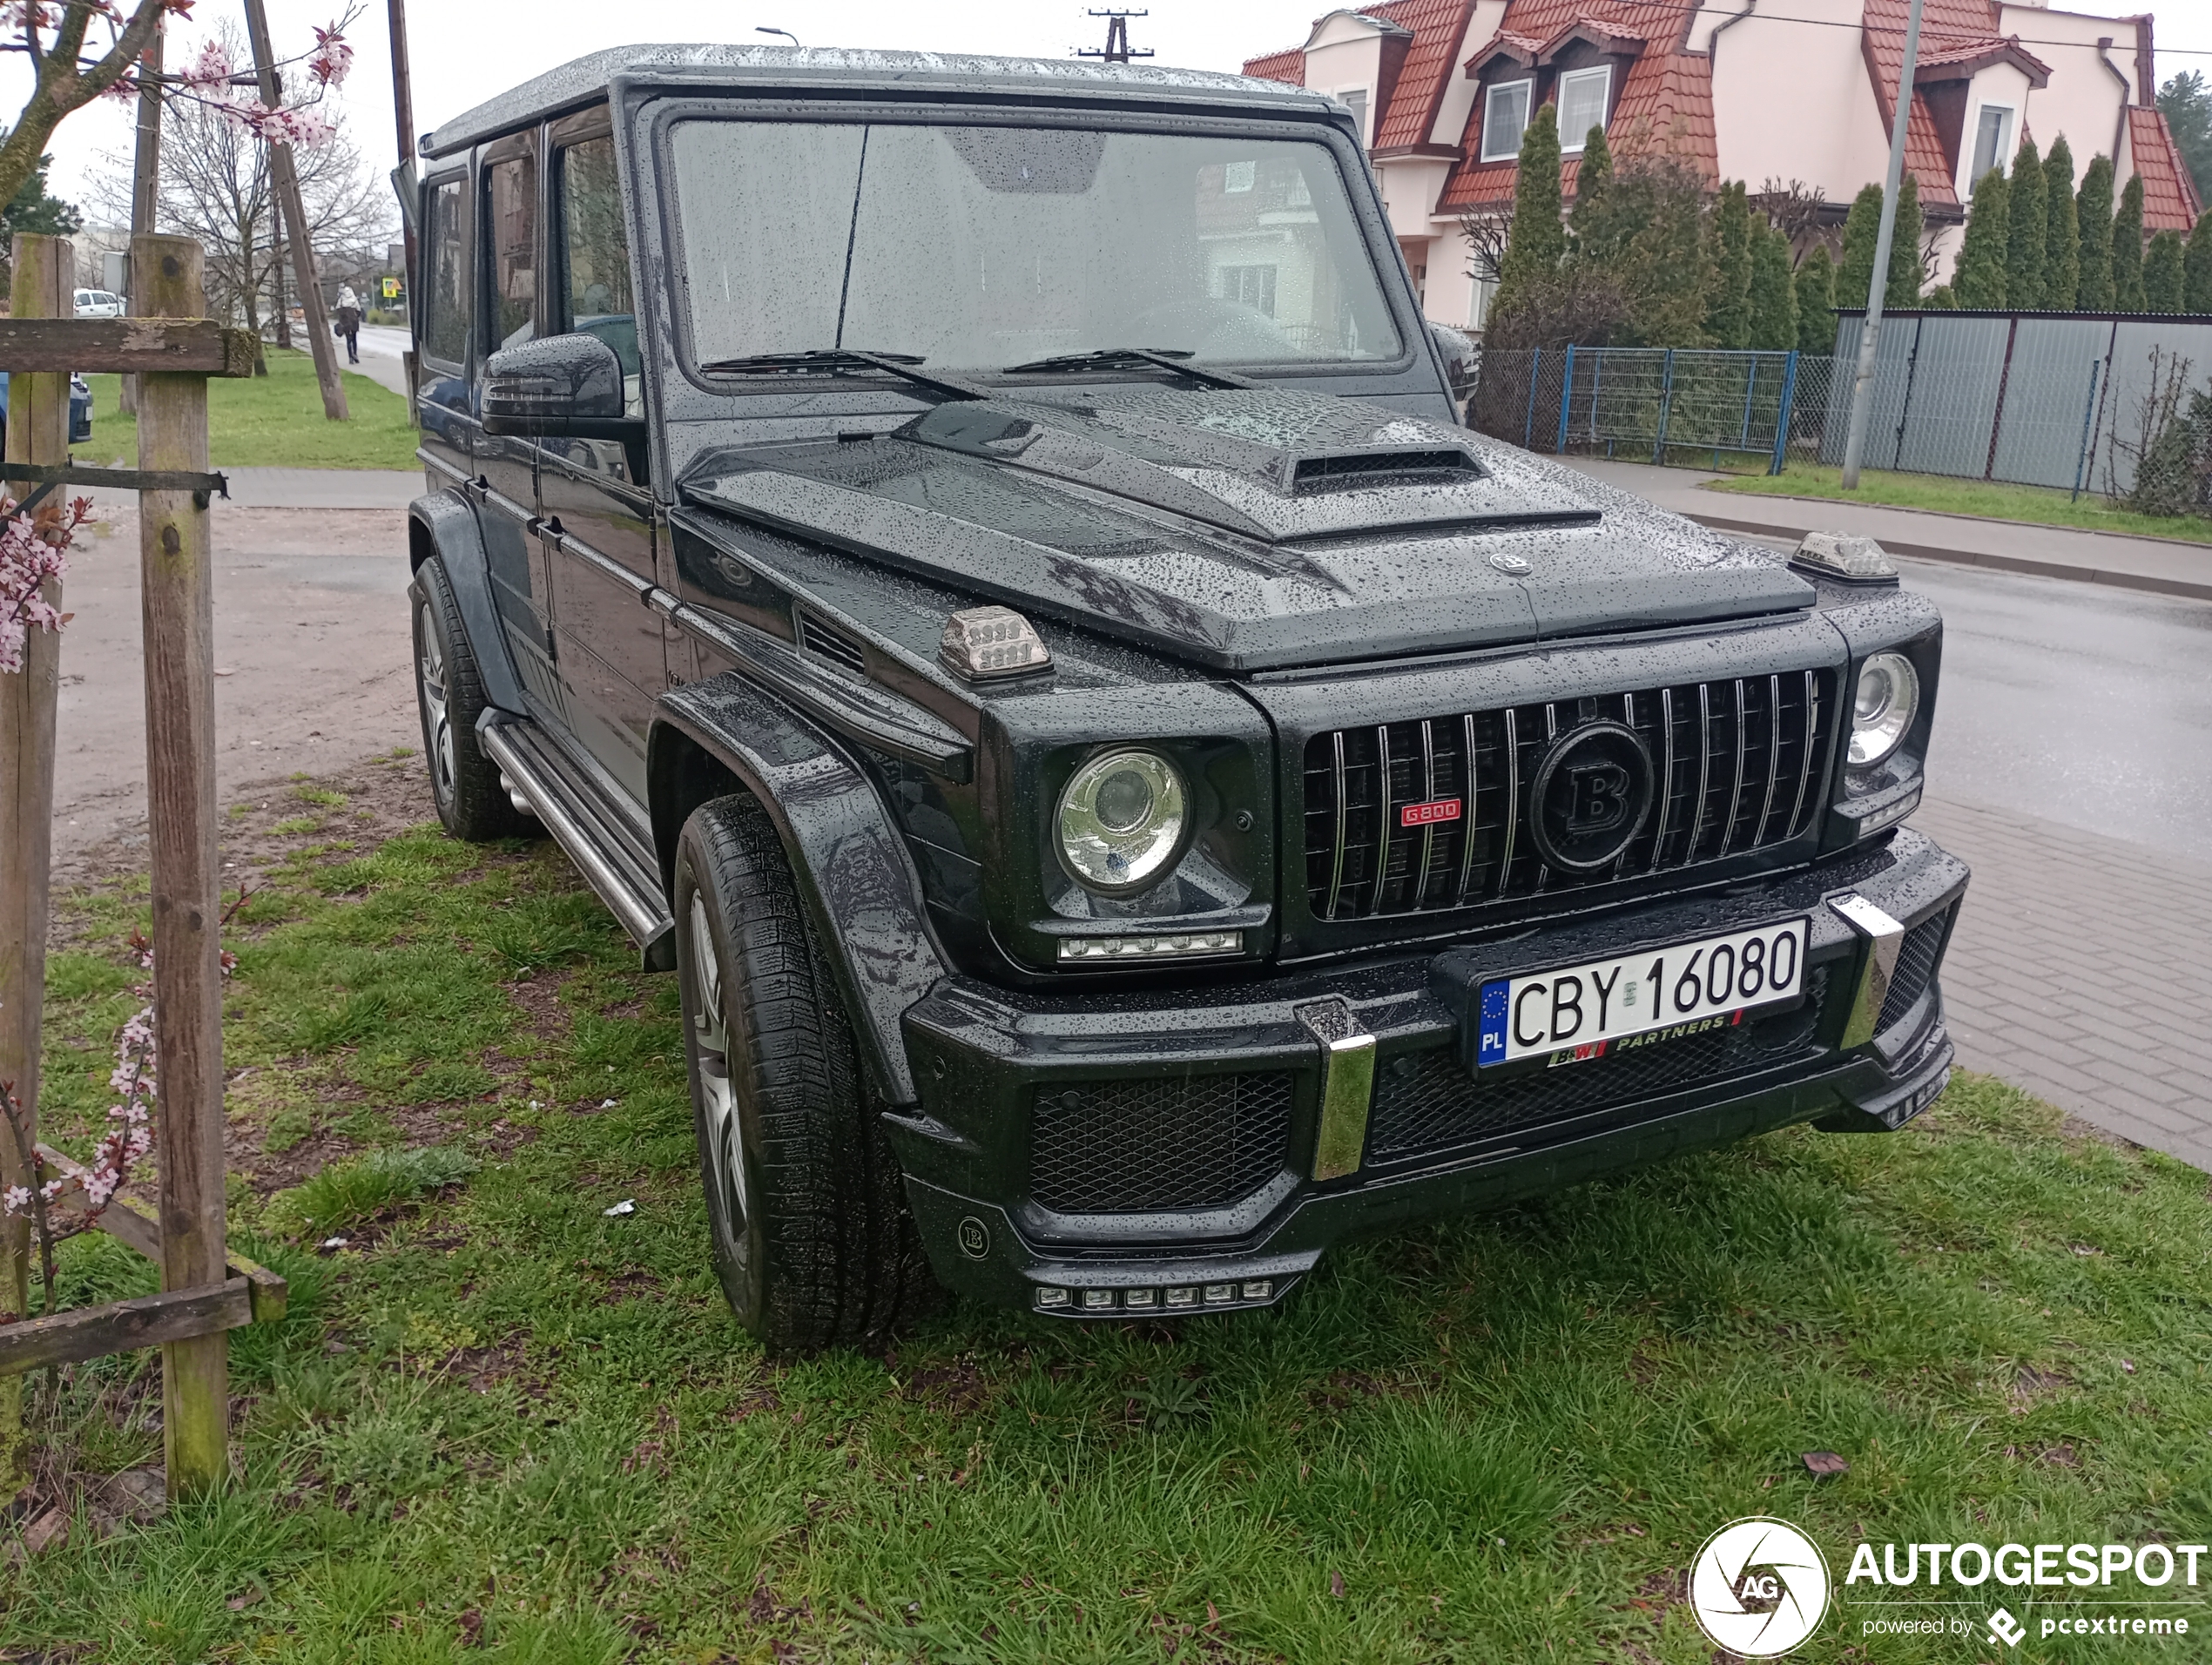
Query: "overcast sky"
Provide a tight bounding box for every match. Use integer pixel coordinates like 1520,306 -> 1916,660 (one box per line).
7,1 -> 2211,212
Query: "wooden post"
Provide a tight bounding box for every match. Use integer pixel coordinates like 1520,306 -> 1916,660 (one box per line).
241,0 -> 348,423
120,24 -> 164,419
134,235 -> 228,1499
0,233 -> 72,1506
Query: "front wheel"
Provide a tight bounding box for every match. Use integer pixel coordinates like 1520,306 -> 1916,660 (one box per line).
674,792 -> 938,1352
412,556 -> 529,842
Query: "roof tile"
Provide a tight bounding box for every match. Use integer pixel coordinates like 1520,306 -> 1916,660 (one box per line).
2128,105 -> 2204,233
1240,45 -> 1305,86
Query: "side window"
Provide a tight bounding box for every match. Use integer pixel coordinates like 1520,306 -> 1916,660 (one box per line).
423,179 -> 469,365
557,136 -> 640,391
485,153 -> 537,351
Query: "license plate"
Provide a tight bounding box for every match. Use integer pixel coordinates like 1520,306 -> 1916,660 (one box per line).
1474,917 -> 1810,1068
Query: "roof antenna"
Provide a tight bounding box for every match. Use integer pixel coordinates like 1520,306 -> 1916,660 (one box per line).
1078,10 -> 1152,64
757,26 -> 801,47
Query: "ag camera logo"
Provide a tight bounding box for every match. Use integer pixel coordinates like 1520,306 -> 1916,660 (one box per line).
1689,1516 -> 1831,1657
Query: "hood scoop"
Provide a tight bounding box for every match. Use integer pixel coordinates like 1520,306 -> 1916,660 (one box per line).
1288,447 -> 1481,495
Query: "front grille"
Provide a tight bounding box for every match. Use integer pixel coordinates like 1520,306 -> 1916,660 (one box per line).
1878,907 -> 1952,1033
1029,1072 -> 1292,1214
1304,671 -> 1836,920
1364,967 -> 1831,1164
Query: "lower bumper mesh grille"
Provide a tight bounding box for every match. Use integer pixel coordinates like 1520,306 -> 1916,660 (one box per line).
1029,1072 -> 1292,1214
1878,907 -> 1952,1033
1365,968 -> 1832,1164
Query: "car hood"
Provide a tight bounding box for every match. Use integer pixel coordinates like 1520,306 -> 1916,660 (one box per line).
677,386 -> 1812,673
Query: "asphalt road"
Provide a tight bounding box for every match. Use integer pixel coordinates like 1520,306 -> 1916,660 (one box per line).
1903,557 -> 2212,866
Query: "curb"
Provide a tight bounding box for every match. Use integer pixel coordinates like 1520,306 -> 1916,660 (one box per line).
1684,512 -> 2212,605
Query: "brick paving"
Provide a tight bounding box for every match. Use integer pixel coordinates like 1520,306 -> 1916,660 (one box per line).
1913,792 -> 2212,1171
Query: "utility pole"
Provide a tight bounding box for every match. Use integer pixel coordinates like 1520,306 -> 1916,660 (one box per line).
120,24 -> 163,416
1838,0 -> 1925,489
388,0 -> 417,287
242,0 -> 347,421
1079,10 -> 1153,64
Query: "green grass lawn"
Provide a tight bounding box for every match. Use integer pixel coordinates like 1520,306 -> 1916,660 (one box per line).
78,347 -> 419,472
7,772 -> 2211,1662
1709,463 -> 2212,545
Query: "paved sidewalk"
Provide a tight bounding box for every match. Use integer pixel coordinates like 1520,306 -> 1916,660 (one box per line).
1559,457 -> 2212,601
1913,792 -> 2212,1172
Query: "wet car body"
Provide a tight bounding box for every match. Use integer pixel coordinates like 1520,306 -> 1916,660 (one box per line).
403,46 -> 1965,1322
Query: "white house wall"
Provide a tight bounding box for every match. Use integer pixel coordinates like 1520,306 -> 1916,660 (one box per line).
1711,1 -> 1894,201
1304,12 -> 1393,146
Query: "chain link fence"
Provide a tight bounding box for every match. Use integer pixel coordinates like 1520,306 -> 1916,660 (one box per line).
1465,315 -> 2212,497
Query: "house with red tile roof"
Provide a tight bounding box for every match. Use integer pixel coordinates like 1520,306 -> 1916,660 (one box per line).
1243,2 -> 2200,334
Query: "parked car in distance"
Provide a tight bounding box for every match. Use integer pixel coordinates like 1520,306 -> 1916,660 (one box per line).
403,45 -> 1966,1354
73,288 -> 125,318
0,371 -> 94,448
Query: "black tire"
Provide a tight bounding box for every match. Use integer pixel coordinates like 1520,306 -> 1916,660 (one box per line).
412,555 -> 530,842
673,793 -> 939,1353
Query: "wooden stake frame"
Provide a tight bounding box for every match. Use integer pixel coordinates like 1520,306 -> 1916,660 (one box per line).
0,234 -> 283,1504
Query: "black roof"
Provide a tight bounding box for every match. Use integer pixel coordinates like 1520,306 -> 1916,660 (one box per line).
421,44 -> 1335,159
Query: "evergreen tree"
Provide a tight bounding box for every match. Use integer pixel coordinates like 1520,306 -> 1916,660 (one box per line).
1835,182 -> 1883,310
1952,168 -> 2010,308
1746,219 -> 1797,348
2042,136 -> 2080,313
1702,180 -> 1754,347
2185,208 -> 2212,313
1570,122 -> 1612,254
1885,172 -> 1922,304
2142,229 -> 2185,311
2160,70 -> 2212,206
0,144 -> 81,287
2075,153 -> 2114,309
1921,284 -> 1958,309
2003,136 -> 2046,308
1491,104 -> 1564,333
1793,243 -> 1837,354
2111,173 -> 2146,309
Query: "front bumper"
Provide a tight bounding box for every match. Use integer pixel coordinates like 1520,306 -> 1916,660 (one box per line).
886,827 -> 1967,1317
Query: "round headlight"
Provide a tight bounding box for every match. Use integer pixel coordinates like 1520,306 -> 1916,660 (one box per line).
1849,651 -> 1920,767
1057,749 -> 1187,893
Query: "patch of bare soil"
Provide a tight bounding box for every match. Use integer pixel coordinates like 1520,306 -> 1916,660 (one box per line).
51,750 -> 438,904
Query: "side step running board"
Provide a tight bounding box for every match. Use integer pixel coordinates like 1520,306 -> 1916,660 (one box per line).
478,717 -> 676,972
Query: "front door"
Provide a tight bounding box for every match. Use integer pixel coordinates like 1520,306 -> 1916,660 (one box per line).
536,128 -> 666,803
475,137 -> 563,721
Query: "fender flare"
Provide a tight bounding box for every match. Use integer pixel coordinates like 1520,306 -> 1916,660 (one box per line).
407,489 -> 524,714
648,672 -> 948,1108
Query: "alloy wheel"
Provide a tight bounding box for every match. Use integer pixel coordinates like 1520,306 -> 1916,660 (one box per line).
416,602 -> 457,806
688,893 -> 753,1285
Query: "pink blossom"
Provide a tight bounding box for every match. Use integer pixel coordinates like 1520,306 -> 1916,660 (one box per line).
308,25 -> 353,89
176,38 -> 235,93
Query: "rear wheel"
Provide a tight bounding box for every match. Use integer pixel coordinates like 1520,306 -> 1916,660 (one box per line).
412,556 -> 529,842
674,793 -> 938,1352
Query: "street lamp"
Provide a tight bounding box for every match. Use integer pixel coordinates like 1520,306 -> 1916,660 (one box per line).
1838,0 -> 1925,489
757,27 -> 801,47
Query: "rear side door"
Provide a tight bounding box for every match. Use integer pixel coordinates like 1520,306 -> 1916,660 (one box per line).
536,118 -> 665,802
474,132 -> 564,719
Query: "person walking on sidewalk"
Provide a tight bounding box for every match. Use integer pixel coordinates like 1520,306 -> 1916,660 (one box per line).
335,285 -> 361,366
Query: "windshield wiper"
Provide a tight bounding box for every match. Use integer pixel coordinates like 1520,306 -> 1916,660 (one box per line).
698,349 -> 988,402
1000,347 -> 1257,390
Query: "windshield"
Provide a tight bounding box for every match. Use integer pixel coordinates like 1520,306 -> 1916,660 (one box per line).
667,119 -> 1403,375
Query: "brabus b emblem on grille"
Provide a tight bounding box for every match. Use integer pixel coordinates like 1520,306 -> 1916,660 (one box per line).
1528,719 -> 1655,871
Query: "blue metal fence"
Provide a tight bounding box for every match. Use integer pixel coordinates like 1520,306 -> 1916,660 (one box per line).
1468,347 -> 1817,474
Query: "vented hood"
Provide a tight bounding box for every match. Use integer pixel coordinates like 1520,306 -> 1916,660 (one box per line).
678,387 -> 1814,673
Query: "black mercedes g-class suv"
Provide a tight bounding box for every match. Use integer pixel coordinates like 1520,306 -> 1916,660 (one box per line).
401,45 -> 1966,1352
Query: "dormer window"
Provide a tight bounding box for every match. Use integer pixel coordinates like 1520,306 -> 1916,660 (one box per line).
1480,78 -> 1534,161
1556,66 -> 1612,153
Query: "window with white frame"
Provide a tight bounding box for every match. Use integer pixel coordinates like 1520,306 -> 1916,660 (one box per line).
1224,159 -> 1256,193
1480,78 -> 1533,161
1339,87 -> 1370,146
1468,277 -> 1494,331
1969,104 -> 2013,191
1556,66 -> 1612,153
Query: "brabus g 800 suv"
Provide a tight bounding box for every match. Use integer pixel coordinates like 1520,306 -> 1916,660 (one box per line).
401,45 -> 1966,1352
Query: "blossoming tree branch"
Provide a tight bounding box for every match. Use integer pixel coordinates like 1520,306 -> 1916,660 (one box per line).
0,1 -> 358,214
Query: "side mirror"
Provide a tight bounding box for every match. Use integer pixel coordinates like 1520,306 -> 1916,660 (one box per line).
482,333 -> 630,435
1428,322 -> 1476,402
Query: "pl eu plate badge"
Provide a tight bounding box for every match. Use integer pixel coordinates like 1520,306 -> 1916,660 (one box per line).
1478,980 -> 1511,1065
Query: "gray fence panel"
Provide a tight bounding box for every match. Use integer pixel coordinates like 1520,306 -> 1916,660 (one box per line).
1988,319 -> 2115,490
2087,319 -> 2212,496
